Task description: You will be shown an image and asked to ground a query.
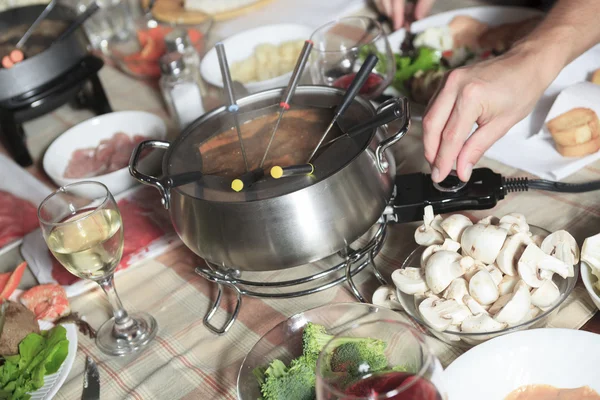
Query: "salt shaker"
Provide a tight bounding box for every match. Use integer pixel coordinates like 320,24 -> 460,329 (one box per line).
164,29 -> 206,96
159,52 -> 205,130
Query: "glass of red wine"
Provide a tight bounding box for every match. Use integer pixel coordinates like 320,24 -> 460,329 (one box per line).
309,17 -> 396,100
316,320 -> 444,400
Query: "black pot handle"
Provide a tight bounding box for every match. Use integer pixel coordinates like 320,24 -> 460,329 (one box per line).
129,140 -> 172,209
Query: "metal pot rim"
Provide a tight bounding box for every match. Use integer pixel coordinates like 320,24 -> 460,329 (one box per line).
165,85 -> 379,203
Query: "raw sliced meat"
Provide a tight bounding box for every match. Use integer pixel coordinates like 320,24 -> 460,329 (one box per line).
49,186 -> 169,285
63,132 -> 150,179
0,191 -> 39,248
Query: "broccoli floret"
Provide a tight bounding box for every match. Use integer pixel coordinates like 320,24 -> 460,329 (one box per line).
260,358 -> 315,400
302,322 -> 332,357
328,339 -> 388,377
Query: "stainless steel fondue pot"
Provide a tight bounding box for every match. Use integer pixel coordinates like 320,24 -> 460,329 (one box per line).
129,86 -> 409,271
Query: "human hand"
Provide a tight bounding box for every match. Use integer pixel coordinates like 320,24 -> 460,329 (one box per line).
373,0 -> 436,30
422,47 -> 551,183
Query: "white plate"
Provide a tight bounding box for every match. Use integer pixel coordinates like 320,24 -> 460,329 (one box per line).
7,290 -> 78,400
386,6 -> 600,179
200,23 -> 314,94
43,111 -> 167,197
0,154 -> 53,256
443,328 -> 600,400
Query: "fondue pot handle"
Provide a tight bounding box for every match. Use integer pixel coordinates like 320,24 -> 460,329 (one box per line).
129,140 -> 172,209
375,97 -> 411,173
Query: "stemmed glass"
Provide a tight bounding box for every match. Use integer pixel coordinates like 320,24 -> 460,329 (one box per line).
316,320 -> 445,400
38,181 -> 157,356
309,17 -> 396,100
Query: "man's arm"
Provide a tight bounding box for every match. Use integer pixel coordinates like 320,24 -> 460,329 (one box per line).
423,0 -> 600,183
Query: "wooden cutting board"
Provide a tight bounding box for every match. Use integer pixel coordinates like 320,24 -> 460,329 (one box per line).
143,0 -> 275,24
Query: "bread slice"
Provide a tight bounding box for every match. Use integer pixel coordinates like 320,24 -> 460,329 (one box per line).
556,137 -> 600,157
547,107 -> 597,132
592,69 -> 600,85
551,117 -> 599,146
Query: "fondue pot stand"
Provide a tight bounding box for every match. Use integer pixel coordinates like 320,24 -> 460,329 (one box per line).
131,86 -> 600,335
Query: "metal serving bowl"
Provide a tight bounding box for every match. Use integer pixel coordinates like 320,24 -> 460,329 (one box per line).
396,226 -> 578,349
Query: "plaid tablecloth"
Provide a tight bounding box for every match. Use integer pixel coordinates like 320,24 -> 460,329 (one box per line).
5,1 -> 599,399
45,114 -> 598,399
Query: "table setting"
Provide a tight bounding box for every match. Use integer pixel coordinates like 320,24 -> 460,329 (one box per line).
1,0 -> 600,399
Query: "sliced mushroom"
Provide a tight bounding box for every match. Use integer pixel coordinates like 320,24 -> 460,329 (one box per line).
498,275 -> 519,296
469,269 -> 500,305
488,294 -> 511,315
513,279 -> 531,293
530,279 -> 560,309
415,225 -> 444,246
461,224 -> 508,264
418,297 -> 452,331
440,214 -> 473,242
431,298 -> 472,325
518,243 -> 571,287
461,313 -> 508,333
518,305 -> 542,324
496,232 -> 531,276
372,285 -> 403,311
392,267 -> 429,295
413,292 -> 435,310
493,283 -> 531,325
421,238 -> 463,267
425,251 -> 464,294
460,256 -> 478,281
541,230 -> 579,267
443,278 -> 469,305
415,206 -> 445,246
477,216 -> 499,226
486,264 -> 503,286
499,213 -> 529,235
463,294 -> 489,315
431,214 -> 446,236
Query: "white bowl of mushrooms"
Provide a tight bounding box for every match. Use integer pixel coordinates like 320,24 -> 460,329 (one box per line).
389,206 -> 579,349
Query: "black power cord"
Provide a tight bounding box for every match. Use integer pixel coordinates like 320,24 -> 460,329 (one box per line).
504,177 -> 600,193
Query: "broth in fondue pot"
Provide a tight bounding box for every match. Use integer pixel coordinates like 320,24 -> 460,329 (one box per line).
198,107 -> 344,178
505,384 -> 600,400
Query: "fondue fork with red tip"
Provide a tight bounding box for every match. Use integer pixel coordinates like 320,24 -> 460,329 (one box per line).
307,53 -> 379,163
259,40 -> 314,168
216,42 -> 250,173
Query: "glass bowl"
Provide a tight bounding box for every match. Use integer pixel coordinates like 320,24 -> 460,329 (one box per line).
396,226 -> 578,349
107,14 -> 212,80
236,303 -> 445,400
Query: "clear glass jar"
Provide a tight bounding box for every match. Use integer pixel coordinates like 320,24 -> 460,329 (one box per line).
159,52 -> 205,131
164,29 -> 207,96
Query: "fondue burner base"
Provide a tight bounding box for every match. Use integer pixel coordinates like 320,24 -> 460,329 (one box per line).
195,223 -> 389,335
0,56 -> 111,167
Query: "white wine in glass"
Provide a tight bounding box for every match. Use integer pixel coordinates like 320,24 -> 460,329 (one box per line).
38,181 -> 157,356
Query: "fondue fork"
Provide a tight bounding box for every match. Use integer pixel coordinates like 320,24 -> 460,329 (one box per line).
258,40 -> 314,169
216,42 -> 250,173
306,54 -> 379,163
15,0 -> 58,50
321,97 -> 404,149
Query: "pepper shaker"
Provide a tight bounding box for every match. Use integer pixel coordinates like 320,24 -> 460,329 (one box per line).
159,52 -> 205,130
164,29 -> 206,96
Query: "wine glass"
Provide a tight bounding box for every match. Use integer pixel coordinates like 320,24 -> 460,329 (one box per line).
309,17 -> 396,100
316,320 -> 445,400
38,181 -> 157,356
